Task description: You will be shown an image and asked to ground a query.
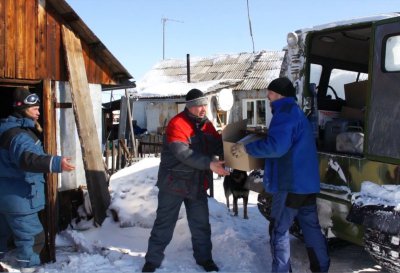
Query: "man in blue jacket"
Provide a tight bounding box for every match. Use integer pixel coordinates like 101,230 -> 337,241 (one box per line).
232,77 -> 330,272
0,87 -> 75,269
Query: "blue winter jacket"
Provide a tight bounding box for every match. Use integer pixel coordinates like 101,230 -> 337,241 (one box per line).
245,97 -> 320,194
0,115 -> 63,214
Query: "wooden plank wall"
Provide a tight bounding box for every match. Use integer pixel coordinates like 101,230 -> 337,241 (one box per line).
0,0 -> 5,77
0,0 -> 117,84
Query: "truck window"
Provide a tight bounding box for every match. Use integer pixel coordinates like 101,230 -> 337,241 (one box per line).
310,64 -> 322,85
384,35 -> 400,71
328,69 -> 368,100
310,64 -> 368,100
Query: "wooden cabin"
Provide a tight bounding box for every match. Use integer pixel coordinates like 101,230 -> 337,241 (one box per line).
0,0 -> 134,262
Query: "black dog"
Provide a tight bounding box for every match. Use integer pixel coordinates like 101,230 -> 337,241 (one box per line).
223,169 -> 249,219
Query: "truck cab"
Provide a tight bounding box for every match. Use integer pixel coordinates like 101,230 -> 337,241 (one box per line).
254,13 -> 400,273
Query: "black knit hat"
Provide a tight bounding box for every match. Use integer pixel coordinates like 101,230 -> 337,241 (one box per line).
13,87 -> 40,110
267,77 -> 296,97
185,88 -> 208,107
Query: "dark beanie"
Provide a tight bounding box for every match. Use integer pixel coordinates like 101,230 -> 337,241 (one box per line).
13,87 -> 40,110
267,77 -> 296,97
185,88 -> 208,107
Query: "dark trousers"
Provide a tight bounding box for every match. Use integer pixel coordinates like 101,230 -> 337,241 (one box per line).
145,190 -> 212,267
269,192 -> 330,273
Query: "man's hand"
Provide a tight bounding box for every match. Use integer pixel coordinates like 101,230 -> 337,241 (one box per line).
231,143 -> 246,158
61,157 -> 75,172
210,161 -> 230,176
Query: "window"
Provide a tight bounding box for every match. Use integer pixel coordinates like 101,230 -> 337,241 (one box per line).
216,110 -> 227,126
384,35 -> 400,71
309,64 -> 368,99
310,64 -> 322,85
242,99 -> 269,127
328,69 -> 368,99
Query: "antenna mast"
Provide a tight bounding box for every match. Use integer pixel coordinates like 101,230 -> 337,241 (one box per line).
246,0 -> 255,53
162,17 -> 183,60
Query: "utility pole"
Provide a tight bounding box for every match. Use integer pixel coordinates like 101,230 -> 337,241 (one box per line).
162,17 -> 183,60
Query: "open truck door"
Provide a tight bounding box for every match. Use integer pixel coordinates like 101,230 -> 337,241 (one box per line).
367,17 -> 400,164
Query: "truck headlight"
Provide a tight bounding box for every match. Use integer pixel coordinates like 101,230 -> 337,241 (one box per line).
287,32 -> 298,47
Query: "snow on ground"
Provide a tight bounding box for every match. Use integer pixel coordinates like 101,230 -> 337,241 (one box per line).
1,157 -> 391,272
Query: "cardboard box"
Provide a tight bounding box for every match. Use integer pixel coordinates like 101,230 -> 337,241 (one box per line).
340,106 -> 365,121
344,80 -> 368,109
222,119 -> 265,171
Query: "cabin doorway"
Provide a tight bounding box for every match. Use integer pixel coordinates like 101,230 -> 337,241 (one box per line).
0,83 -> 43,120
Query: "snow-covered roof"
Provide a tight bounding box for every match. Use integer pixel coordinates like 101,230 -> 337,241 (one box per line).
136,50 -> 285,98
299,12 -> 400,33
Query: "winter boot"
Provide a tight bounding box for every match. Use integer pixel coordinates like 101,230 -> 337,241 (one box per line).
142,261 -> 157,272
197,259 -> 219,272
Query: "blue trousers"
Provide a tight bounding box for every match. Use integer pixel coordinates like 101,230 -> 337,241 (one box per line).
0,212 -> 44,267
269,192 -> 330,273
145,190 -> 212,267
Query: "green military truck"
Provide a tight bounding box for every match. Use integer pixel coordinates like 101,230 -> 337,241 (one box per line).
250,13 -> 400,273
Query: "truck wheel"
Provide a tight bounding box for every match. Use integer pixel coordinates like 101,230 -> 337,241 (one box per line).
364,228 -> 400,273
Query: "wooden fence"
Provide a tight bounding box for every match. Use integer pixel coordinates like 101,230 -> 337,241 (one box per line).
103,134 -> 216,197
103,134 -> 163,174
138,134 -> 163,157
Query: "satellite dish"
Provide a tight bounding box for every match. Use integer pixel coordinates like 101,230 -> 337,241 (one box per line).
216,88 -> 234,111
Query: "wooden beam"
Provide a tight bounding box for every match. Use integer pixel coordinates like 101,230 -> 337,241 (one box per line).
54,102 -> 72,109
42,79 -> 58,263
61,24 -> 110,225
0,78 -> 41,86
124,90 -> 137,157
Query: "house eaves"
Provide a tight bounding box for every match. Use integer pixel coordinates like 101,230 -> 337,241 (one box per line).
47,0 -> 133,83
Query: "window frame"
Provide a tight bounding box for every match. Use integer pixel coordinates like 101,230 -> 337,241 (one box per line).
383,34 -> 400,72
242,98 -> 267,127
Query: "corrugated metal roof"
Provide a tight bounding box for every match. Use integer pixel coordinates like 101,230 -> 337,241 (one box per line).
137,50 -> 285,95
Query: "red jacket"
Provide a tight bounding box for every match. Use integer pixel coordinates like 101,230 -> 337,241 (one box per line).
156,109 -> 223,199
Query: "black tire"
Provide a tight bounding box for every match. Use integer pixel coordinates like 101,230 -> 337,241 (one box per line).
364,228 -> 400,273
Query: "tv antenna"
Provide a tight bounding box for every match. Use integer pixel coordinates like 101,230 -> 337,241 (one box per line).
246,0 -> 255,53
162,17 -> 183,60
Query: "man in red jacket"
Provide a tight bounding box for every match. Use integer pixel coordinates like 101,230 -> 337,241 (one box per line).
142,89 -> 229,272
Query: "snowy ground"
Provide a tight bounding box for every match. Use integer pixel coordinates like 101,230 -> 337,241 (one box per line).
1,158 -> 389,272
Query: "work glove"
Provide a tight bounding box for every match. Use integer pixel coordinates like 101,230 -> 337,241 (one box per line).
231,143 -> 246,158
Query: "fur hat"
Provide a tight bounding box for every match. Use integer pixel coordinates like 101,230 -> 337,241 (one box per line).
267,77 -> 296,97
13,87 -> 40,110
185,88 -> 208,107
